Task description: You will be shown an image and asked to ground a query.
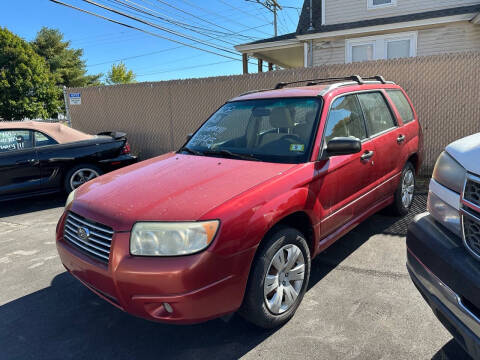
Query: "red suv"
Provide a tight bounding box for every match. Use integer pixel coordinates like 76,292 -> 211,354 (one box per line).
56,75 -> 422,328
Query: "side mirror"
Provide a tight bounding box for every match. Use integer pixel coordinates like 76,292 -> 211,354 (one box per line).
186,133 -> 193,142
325,137 -> 362,157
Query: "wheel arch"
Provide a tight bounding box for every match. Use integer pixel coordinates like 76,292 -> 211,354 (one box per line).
407,153 -> 420,173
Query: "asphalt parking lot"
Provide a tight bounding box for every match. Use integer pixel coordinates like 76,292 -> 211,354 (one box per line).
0,192 -> 472,360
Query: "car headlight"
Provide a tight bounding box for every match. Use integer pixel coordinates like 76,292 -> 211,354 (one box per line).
432,151 -> 466,193
428,151 -> 465,237
65,190 -> 76,208
427,189 -> 462,237
130,221 -> 219,256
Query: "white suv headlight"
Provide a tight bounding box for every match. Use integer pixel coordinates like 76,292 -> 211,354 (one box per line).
432,151 -> 466,193
130,221 -> 219,256
428,151 -> 465,237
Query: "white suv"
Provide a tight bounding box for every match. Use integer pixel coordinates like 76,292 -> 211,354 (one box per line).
407,133 -> 480,359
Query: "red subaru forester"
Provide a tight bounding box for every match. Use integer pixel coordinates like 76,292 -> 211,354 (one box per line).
56,75 -> 422,328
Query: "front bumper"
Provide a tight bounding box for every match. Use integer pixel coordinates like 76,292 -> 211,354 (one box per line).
56,213 -> 255,324
407,213 -> 480,359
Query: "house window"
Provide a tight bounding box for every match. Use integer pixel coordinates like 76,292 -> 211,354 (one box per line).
346,32 -> 417,63
351,43 -> 375,62
387,39 -> 411,59
367,0 -> 396,9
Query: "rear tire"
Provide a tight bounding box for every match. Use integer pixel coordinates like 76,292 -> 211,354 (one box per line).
64,164 -> 102,193
239,226 -> 311,329
389,162 -> 415,216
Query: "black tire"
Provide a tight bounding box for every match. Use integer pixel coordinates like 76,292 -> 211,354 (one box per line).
64,164 -> 102,193
389,162 -> 415,216
239,226 -> 311,329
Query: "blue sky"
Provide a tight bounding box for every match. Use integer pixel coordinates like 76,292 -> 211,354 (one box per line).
1,0 -> 301,83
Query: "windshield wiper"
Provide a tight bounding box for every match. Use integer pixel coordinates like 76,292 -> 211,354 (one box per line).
178,146 -> 203,156
203,149 -> 261,162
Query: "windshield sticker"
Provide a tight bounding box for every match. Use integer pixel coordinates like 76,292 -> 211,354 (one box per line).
290,144 -> 305,152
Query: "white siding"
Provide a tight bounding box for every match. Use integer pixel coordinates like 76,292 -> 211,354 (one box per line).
417,22 -> 480,56
312,22 -> 480,65
325,0 -> 480,25
312,39 -> 346,65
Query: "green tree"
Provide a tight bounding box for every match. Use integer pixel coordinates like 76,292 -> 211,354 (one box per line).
106,62 -> 136,85
32,27 -> 102,88
0,27 -> 61,120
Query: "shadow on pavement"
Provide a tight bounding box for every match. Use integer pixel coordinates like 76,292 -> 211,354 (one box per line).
0,193 -> 66,218
0,193 -> 437,359
432,339 -> 472,360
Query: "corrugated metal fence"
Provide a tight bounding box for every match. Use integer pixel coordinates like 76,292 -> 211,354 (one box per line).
67,52 -> 480,175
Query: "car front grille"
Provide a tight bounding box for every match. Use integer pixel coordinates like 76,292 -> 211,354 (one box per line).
464,178 -> 480,208
63,212 -> 114,263
462,175 -> 480,259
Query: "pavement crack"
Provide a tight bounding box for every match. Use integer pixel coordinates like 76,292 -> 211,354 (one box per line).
317,259 -> 409,280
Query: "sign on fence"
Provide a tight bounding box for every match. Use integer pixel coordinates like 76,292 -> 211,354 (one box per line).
69,93 -> 81,105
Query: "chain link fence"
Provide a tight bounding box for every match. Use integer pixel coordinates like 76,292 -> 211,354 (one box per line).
66,52 -> 480,175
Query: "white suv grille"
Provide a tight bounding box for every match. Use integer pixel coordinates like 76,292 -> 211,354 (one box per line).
461,174 -> 480,260
63,212 -> 114,263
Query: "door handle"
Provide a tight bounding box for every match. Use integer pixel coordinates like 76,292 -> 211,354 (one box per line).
361,150 -> 374,161
397,134 -> 406,143
16,159 -> 37,165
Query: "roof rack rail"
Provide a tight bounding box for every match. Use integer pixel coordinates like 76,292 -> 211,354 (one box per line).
238,75 -> 391,97
274,74 -> 390,89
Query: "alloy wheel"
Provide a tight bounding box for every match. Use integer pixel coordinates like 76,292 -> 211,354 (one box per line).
70,168 -> 99,189
264,243 -> 305,314
401,169 -> 415,208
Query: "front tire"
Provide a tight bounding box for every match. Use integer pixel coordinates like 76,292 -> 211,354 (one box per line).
390,162 -> 415,216
239,226 -> 311,329
64,164 -> 102,193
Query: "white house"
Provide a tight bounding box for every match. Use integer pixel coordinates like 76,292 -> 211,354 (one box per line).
235,0 -> 480,72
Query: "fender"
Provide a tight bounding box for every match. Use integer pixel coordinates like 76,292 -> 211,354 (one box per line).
242,186 -> 321,255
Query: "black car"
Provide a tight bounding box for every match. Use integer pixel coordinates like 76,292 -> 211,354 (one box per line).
0,121 -> 137,201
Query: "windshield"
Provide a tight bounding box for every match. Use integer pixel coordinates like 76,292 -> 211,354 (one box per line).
184,98 -> 322,163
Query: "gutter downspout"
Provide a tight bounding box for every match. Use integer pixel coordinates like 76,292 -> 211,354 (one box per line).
308,0 -> 314,31
308,0 -> 314,67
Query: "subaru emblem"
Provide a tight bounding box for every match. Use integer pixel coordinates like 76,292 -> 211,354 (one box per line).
77,227 -> 90,241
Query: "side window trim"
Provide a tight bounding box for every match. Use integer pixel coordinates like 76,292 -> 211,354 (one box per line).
319,93 -> 368,159
0,129 -> 34,154
352,94 -> 370,139
385,89 -> 415,124
33,130 -> 58,148
356,90 -> 399,138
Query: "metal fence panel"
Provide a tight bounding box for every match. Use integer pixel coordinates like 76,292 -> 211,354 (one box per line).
67,52 -> 480,174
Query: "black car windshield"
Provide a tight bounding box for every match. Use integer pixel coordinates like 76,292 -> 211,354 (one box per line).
184,98 -> 322,163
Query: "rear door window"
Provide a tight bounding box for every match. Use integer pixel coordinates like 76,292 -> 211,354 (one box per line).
34,131 -> 58,147
357,92 -> 396,136
0,130 -> 33,153
324,95 -> 367,143
386,90 -> 415,124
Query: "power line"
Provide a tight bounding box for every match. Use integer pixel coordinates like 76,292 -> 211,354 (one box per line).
245,0 -> 282,37
104,0 -> 240,47
137,0 -> 270,39
137,59 -> 236,77
175,0 -> 273,36
78,0 -> 240,56
216,0 -> 268,23
49,0 -> 244,62
153,0 -> 268,39
87,45 -> 183,66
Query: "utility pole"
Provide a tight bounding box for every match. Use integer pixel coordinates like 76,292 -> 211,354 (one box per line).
246,0 -> 282,37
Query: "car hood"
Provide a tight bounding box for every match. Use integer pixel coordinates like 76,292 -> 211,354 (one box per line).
446,133 -> 480,175
72,152 -> 296,231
